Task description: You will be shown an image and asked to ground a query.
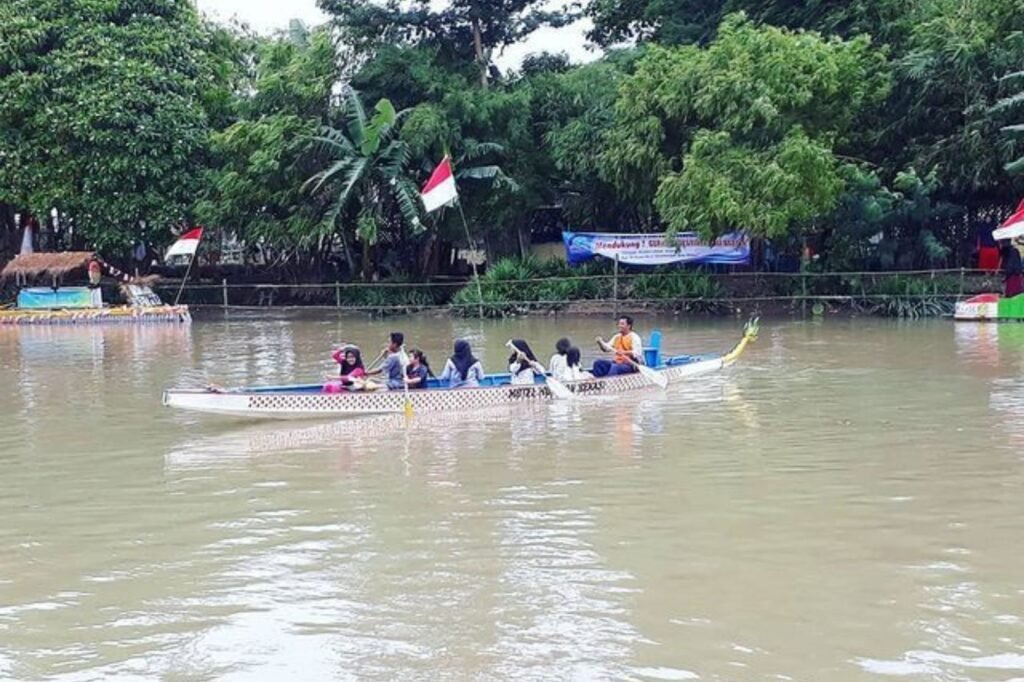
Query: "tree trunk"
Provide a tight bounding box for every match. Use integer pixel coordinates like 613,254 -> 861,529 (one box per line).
516,221 -> 531,259
420,231 -> 438,278
337,224 -> 356,278
43,211 -> 55,252
472,17 -> 488,88
0,203 -> 15,258
362,239 -> 374,282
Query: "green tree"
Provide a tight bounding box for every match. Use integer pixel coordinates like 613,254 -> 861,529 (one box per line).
996,70 -> 1024,175
0,0 -> 237,253
604,14 -> 890,239
304,92 -> 423,280
531,56 -> 639,229
195,24 -> 345,276
887,0 -> 1024,202
584,0 -> 908,48
319,0 -> 576,87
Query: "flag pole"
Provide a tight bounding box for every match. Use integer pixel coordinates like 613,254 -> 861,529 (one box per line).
445,152 -> 484,319
455,200 -> 485,320
173,252 -> 196,306
171,231 -> 203,306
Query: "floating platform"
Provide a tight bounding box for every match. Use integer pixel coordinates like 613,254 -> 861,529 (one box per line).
0,305 -> 191,325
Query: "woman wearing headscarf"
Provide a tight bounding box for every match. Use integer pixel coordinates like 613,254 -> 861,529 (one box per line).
439,339 -> 485,388
507,339 -> 545,386
323,345 -> 367,393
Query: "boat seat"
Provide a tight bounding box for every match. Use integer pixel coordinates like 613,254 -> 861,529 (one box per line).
644,329 -> 662,367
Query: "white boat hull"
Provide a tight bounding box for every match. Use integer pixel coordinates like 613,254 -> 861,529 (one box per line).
163,357 -> 732,420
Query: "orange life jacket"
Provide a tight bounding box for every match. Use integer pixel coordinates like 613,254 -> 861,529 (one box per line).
612,333 -> 634,364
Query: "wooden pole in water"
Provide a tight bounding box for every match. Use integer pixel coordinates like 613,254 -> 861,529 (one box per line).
335,281 -> 341,308
222,278 -> 228,308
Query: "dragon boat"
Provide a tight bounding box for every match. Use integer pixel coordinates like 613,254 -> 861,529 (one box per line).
162,319 -> 758,420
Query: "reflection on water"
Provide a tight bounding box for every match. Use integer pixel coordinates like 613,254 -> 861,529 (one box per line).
2,314 -> 1024,680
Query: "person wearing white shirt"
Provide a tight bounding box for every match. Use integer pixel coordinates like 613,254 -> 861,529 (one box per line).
507,339 -> 545,385
548,337 -> 572,382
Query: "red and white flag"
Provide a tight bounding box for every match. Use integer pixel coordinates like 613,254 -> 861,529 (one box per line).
993,199 -> 1024,240
421,156 -> 458,213
165,227 -> 204,259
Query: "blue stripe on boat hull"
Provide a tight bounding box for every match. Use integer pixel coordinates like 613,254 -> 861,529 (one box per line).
240,353 -> 710,394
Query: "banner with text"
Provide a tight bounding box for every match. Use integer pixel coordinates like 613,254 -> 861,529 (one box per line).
562,231 -> 750,266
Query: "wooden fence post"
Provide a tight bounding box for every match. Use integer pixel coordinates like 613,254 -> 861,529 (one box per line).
222,278 -> 228,309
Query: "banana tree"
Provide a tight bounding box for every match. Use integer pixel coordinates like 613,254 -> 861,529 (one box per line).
305,91 -> 424,280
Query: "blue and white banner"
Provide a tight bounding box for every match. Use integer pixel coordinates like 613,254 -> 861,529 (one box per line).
17,287 -> 102,310
563,231 -> 750,266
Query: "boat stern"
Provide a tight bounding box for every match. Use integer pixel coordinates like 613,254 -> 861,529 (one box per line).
163,389 -> 254,417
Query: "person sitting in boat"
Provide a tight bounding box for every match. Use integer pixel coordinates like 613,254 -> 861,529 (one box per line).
322,345 -> 367,393
592,316 -> 644,377
1001,239 -> 1024,298
549,337 -> 572,382
404,348 -> 433,389
439,339 -> 485,388
566,346 -> 592,381
365,331 -> 407,390
508,339 -> 546,386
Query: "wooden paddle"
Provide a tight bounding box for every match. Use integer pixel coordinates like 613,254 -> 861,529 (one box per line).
506,340 -> 573,400
596,337 -> 669,389
398,345 -> 415,419
365,347 -> 387,371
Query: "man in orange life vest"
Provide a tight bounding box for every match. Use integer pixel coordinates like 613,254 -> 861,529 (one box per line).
592,316 -> 644,377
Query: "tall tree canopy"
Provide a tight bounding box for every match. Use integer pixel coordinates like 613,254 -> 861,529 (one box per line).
0,0 -> 240,251
603,14 -> 890,238
318,0 -> 576,86
195,23 -> 342,274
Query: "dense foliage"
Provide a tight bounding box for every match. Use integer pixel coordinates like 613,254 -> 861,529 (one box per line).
2,0 -> 1023,278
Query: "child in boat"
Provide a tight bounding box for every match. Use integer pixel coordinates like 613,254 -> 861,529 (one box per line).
507,339 -> 545,386
404,348 -> 432,389
549,337 -> 572,382
439,339 -> 485,388
566,346 -> 591,380
364,331 -> 406,390
323,345 -> 367,393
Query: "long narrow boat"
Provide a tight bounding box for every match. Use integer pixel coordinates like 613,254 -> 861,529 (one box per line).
163,319 -> 758,420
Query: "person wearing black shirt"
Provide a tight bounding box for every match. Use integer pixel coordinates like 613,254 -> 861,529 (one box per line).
405,348 -> 433,389
1001,240 -> 1023,298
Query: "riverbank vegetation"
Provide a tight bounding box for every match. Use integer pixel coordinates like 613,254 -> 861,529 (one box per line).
2,0 -> 1023,295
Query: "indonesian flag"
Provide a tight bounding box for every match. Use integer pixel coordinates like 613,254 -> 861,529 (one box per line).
165,227 -> 204,259
421,156 -> 458,213
993,199 -> 1024,240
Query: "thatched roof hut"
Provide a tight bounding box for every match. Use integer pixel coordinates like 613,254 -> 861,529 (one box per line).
1,252 -> 96,280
